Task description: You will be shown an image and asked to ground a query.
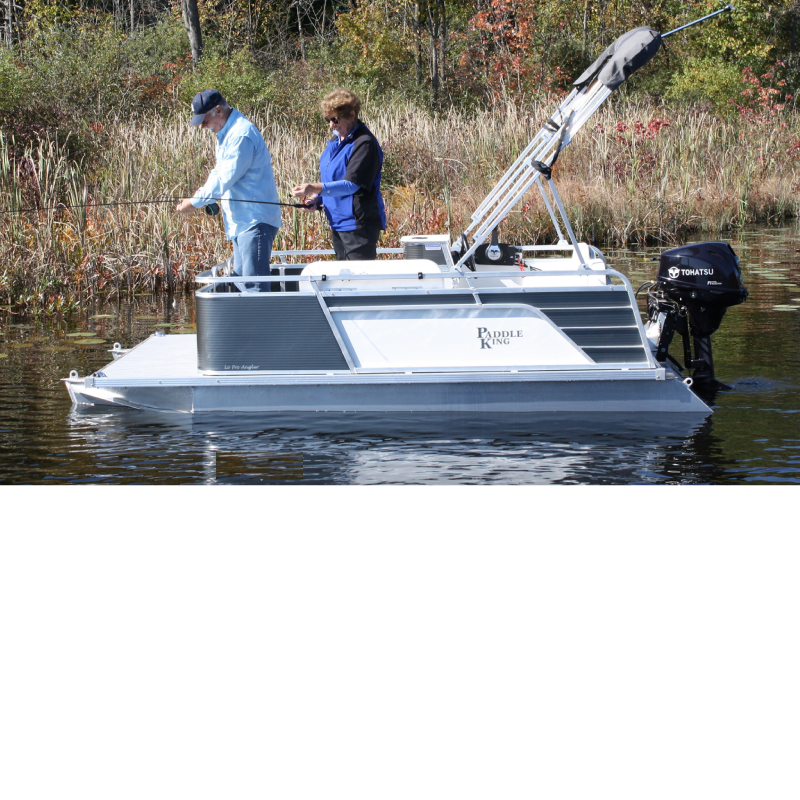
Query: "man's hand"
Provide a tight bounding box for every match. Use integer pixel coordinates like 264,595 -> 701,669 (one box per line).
176,199 -> 198,215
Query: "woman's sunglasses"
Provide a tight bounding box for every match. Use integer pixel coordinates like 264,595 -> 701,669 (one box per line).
324,116 -> 339,124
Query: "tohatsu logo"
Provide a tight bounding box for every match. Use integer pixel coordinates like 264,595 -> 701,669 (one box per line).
477,327 -> 523,349
668,266 -> 715,279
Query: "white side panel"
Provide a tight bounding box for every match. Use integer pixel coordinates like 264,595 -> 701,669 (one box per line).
473,245 -> 609,288
299,259 -> 447,292
331,306 -> 594,369
509,269 -> 608,288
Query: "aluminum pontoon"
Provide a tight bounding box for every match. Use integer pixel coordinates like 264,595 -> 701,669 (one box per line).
64,6 -> 745,414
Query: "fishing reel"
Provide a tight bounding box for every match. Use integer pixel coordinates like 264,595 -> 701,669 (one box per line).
204,202 -> 220,216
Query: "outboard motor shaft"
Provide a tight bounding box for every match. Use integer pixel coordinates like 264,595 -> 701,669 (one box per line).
647,242 -> 747,389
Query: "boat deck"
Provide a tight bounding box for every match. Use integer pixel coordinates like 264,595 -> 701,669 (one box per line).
102,334 -> 201,383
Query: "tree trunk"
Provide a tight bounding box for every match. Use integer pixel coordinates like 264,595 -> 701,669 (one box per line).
181,0 -> 203,67
438,0 -> 446,92
425,0 -> 443,101
297,2 -> 306,61
583,0 -> 590,56
415,1 -> 423,88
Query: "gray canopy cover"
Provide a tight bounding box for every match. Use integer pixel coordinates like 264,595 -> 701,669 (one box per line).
573,26 -> 662,90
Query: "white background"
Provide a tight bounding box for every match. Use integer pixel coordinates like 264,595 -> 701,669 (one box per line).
2,487 -> 798,800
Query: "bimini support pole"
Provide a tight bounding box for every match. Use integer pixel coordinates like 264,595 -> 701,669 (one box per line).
536,180 -> 566,244
455,4 -> 734,272
464,81 -> 610,240
536,165 -> 589,268
456,80 -> 612,269
466,87 -> 580,230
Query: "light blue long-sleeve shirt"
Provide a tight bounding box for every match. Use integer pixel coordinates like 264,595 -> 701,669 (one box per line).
191,108 -> 282,240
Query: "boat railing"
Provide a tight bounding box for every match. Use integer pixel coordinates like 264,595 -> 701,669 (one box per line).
196,243 -> 603,284
271,247 -> 405,260
195,266 -> 634,291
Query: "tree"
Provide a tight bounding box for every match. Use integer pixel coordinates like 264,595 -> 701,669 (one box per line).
181,0 -> 202,66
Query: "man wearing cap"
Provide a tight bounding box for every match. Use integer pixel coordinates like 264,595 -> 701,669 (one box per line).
176,90 -> 281,291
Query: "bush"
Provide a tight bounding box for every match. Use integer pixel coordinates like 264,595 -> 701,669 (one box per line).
333,3 -> 416,88
667,57 -> 746,113
180,44 -> 274,110
0,48 -> 29,111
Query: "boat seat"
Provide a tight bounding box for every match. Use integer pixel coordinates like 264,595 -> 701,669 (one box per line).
299,259 -> 447,292
514,243 -> 609,287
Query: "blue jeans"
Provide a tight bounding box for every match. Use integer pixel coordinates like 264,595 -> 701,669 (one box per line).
232,222 -> 279,292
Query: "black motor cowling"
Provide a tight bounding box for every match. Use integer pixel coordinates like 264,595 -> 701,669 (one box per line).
649,242 -> 747,389
657,242 -> 747,335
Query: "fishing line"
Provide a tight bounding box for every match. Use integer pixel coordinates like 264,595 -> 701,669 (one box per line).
0,197 -> 314,216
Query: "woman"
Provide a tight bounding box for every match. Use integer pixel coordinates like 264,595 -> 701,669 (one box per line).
292,89 -> 386,261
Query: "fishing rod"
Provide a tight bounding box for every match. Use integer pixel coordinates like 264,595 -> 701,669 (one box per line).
0,196 -> 314,216
662,3 -> 734,39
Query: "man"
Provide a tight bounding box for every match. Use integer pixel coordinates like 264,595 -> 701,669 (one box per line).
176,89 -> 281,291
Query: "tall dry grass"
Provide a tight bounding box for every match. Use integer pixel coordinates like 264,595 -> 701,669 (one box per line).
369,99 -> 800,246
2,97 -> 800,310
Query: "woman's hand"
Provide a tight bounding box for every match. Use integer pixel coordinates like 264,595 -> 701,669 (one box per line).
292,182 -> 323,199
298,193 -> 321,214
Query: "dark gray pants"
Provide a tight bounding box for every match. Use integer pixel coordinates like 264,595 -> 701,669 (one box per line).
331,227 -> 381,261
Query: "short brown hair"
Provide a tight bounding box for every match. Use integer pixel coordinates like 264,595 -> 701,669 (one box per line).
321,88 -> 361,120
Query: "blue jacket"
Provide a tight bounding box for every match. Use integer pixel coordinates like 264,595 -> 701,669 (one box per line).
319,122 -> 386,232
191,109 -> 282,240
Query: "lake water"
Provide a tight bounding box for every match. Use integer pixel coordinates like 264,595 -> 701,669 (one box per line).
1,226 -> 798,484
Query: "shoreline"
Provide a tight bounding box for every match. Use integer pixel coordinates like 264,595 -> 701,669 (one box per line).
2,98 -> 798,311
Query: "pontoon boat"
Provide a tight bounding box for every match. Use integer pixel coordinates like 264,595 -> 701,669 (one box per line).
65,7 -> 746,414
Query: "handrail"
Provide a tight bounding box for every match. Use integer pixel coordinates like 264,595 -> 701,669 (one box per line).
195,267 -> 628,285
270,247 -> 404,256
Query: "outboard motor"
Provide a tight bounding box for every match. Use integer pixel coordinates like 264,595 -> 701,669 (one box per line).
645,242 -> 747,390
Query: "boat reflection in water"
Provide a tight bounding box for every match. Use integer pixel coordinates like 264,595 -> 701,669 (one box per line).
67,408 -> 717,484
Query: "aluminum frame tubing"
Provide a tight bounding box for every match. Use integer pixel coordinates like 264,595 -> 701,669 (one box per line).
543,178 -> 586,267
536,181 -> 566,243
455,167 -> 589,269
461,175 -> 581,271
465,82 -> 611,237
466,88 -> 579,229
477,82 -> 611,233
459,171 -> 570,269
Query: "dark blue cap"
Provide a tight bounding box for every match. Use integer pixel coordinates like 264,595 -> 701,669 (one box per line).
190,90 -> 224,126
